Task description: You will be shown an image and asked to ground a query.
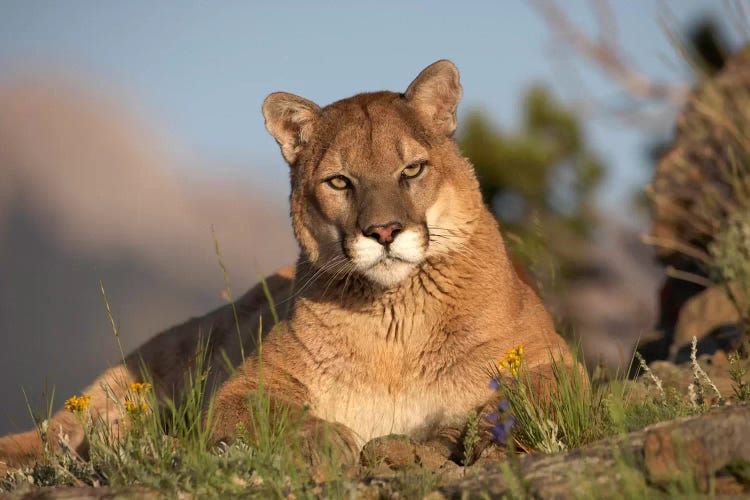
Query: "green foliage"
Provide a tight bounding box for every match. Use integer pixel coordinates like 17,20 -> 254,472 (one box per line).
710,215 -> 750,288
609,385 -> 695,435
729,351 -> 750,401
460,87 -> 604,230
492,348 -> 706,454
459,86 -> 605,290
709,214 -> 750,326
608,443 -> 652,499
462,411 -> 481,466
390,468 -> 440,499
494,350 -> 604,452
497,451 -> 529,500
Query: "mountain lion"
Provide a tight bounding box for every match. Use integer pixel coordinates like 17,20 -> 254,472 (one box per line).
0,60 -> 574,470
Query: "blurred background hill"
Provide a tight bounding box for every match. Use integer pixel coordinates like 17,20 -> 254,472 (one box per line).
0,1 -> 744,434
0,81 -> 295,432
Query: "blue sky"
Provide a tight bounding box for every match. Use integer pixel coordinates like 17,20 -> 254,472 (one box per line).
0,1 -> 739,214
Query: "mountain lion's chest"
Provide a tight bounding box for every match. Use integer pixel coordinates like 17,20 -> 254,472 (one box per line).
310,382 -> 487,446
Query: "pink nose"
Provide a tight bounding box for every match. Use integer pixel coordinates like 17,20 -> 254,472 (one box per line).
363,222 -> 403,245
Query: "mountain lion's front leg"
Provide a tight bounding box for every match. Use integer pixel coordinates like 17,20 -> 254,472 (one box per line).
211,352 -> 359,467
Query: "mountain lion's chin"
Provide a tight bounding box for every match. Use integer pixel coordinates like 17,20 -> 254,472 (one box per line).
362,259 -> 418,288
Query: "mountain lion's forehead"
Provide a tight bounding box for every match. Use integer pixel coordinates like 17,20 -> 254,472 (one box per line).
320,92 -> 431,143
314,92 -> 432,168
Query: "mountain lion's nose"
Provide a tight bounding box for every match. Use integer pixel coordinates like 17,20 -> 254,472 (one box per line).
363,222 -> 403,246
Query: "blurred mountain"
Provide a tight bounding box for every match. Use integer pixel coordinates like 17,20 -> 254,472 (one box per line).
553,218 -> 663,372
0,79 -> 296,434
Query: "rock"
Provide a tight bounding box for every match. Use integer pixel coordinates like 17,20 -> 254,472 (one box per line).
414,441 -> 452,472
439,403 -> 750,498
435,461 -> 464,484
12,487 -> 158,499
644,47 -> 750,366
671,285 -> 743,362
360,435 -> 419,472
643,404 -> 750,492
360,434 -> 456,475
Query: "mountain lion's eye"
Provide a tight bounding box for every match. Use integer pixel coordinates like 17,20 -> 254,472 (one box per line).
401,162 -> 425,179
326,175 -> 352,190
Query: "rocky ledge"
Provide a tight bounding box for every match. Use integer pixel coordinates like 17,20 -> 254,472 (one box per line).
434,403 -> 750,498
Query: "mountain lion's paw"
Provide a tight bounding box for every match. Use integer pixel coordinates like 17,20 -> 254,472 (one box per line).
298,419 -> 360,469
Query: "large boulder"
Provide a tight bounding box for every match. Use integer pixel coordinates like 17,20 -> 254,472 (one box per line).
643,48 -> 750,361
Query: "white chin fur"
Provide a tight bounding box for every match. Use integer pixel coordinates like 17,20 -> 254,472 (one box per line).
350,229 -> 425,287
364,260 -> 417,287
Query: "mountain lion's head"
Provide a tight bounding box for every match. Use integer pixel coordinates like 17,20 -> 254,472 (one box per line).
263,60 -> 483,288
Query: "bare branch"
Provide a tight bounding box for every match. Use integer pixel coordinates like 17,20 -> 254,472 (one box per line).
531,0 -> 690,106
640,234 -> 712,264
664,266 -> 714,288
590,0 -> 617,49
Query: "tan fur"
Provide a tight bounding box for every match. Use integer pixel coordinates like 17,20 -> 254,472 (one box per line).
0,61 -> 574,471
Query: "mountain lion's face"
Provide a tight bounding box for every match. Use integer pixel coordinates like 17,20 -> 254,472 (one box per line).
263,61 -> 481,288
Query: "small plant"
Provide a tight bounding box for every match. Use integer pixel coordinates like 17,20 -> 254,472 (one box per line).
489,344 -> 603,453
729,351 -> 750,401
485,399 -> 517,447
634,351 -> 665,400
609,349 -> 700,434
461,411 -> 482,465
709,214 -> 750,328
688,336 -> 724,409
497,345 -> 524,378
486,342 -> 710,457
497,452 -> 528,499
63,394 -> 91,415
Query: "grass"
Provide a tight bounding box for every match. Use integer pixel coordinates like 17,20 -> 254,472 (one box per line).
488,341 -> 725,455
480,340 -> 750,498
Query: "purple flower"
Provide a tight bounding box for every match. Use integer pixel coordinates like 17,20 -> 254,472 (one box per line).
497,399 -> 510,412
488,410 -> 517,445
490,422 -> 510,444
488,378 -> 500,391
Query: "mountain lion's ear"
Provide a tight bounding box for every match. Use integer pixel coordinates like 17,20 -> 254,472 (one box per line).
405,60 -> 462,136
263,92 -> 321,165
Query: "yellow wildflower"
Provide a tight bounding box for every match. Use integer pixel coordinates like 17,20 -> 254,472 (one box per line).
64,394 -> 91,414
129,382 -> 152,393
124,382 -> 152,416
497,345 -> 524,378
124,398 -> 150,414
124,399 -> 137,412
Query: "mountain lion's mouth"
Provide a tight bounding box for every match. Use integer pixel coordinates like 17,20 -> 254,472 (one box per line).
369,254 -> 415,267
361,258 -> 418,287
